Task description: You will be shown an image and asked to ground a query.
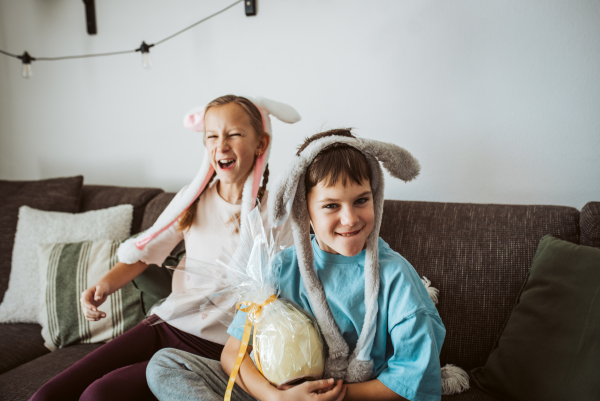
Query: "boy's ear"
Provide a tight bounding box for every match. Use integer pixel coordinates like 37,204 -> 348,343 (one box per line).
254,96 -> 301,124
362,139 -> 421,182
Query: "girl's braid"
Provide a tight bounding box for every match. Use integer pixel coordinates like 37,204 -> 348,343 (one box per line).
257,163 -> 270,204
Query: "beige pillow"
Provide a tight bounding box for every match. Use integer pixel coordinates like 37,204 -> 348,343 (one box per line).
38,239 -> 145,351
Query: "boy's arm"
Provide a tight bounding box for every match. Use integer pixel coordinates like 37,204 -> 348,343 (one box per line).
343,380 -> 407,401
221,336 -> 346,401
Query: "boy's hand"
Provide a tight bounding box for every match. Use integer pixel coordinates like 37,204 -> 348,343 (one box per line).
275,378 -> 346,401
80,282 -> 110,321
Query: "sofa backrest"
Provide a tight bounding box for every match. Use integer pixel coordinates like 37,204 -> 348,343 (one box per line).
138,194 -> 592,371
139,192 -> 176,232
80,185 -> 164,235
379,200 -> 580,370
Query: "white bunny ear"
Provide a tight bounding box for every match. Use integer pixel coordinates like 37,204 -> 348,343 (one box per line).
183,106 -> 207,132
254,96 -> 301,124
361,139 -> 421,182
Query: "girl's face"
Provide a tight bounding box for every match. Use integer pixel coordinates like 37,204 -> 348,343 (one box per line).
307,178 -> 375,257
204,103 -> 269,187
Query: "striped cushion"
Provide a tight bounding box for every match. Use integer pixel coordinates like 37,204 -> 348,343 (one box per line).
38,240 -> 145,351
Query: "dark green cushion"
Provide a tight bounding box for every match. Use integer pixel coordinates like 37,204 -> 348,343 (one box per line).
471,235 -> 600,401
132,250 -> 184,315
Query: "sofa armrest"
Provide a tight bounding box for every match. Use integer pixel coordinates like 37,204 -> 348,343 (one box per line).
581,201 -> 600,248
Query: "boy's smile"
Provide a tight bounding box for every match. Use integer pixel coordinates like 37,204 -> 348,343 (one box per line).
307,179 -> 375,257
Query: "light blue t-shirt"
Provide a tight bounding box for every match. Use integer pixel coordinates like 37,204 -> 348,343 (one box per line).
228,236 -> 446,401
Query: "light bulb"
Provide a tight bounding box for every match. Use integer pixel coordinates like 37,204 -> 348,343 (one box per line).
141,52 -> 153,69
136,41 -> 154,70
18,51 -> 35,79
21,62 -> 33,79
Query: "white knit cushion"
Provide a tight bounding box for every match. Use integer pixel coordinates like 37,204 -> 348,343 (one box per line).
0,205 -> 133,323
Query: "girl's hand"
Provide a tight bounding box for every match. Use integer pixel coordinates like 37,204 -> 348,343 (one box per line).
80,282 -> 110,321
274,379 -> 346,401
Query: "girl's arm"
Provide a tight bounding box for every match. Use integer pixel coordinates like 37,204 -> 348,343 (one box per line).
80,261 -> 149,321
343,380 -> 407,401
221,336 -> 346,401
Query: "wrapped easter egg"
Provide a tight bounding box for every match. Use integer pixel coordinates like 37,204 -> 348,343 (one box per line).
253,298 -> 324,386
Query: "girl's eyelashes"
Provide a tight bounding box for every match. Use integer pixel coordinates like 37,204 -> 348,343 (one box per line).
206,133 -> 241,139
355,197 -> 369,205
323,203 -> 339,209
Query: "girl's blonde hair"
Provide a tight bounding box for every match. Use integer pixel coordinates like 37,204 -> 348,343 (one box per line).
178,95 -> 270,232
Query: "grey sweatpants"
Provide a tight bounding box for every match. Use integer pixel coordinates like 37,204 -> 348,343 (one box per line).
146,348 -> 257,401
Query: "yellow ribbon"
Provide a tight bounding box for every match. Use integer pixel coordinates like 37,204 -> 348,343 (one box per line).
224,294 -> 277,401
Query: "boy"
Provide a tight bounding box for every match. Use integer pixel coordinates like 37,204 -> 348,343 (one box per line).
147,129 -> 445,401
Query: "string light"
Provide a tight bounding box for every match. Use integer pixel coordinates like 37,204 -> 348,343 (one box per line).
18,52 -> 35,78
136,42 -> 154,69
0,0 -> 243,78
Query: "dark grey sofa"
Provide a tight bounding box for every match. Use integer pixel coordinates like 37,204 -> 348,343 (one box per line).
0,181 -> 598,400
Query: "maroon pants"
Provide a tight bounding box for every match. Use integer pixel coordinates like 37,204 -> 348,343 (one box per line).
30,315 -> 224,401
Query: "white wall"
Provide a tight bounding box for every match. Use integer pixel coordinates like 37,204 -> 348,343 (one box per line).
1,0 -> 599,209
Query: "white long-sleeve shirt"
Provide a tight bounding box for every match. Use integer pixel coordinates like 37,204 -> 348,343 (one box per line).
139,180 -> 290,344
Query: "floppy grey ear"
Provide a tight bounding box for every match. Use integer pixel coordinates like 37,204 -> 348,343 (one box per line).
361,138 -> 421,182
268,156 -> 303,226
254,96 -> 301,124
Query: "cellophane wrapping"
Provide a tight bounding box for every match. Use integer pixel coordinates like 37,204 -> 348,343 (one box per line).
149,204 -> 325,386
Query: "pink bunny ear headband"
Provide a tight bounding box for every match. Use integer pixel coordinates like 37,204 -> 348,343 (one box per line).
117,96 -> 301,264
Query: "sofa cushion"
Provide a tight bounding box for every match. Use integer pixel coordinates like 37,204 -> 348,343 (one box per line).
470,235 -> 600,401
0,176 -> 83,304
581,201 -> 600,248
80,185 -> 163,235
0,323 -> 48,375
441,387 -> 501,401
38,240 -> 145,351
0,343 -> 101,401
132,250 -> 185,315
378,200 -> 580,370
0,205 -> 133,324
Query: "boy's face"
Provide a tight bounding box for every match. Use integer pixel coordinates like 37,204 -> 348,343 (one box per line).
307,178 -> 375,257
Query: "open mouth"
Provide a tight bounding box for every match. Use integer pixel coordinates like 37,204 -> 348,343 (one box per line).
336,229 -> 361,237
218,159 -> 236,170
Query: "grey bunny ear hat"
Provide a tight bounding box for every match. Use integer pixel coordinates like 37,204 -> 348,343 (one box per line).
268,133 -> 420,383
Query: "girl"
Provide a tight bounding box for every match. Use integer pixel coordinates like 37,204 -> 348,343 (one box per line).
30,95 -> 300,401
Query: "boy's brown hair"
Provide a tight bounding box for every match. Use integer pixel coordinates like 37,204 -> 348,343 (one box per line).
297,128 -> 372,195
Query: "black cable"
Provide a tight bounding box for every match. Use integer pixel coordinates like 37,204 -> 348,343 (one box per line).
0,49 -> 19,58
36,49 -> 136,61
0,0 -> 242,62
154,0 -> 242,46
